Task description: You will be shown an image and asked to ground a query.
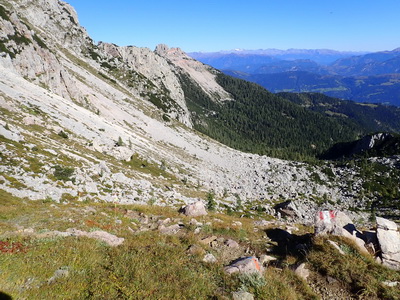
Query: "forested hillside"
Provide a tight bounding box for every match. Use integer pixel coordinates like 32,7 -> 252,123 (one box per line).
278,92 -> 400,133
181,73 -> 400,160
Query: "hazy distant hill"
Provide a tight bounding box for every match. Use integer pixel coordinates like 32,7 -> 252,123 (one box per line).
195,48 -> 400,106
190,48 -> 366,66
329,48 -> 400,76
227,71 -> 400,106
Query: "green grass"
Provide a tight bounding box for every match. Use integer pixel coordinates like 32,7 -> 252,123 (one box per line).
0,4 -> 11,21
308,236 -> 400,299
85,232 -> 219,299
2,174 -> 27,189
1,193 -> 398,299
123,153 -> 177,181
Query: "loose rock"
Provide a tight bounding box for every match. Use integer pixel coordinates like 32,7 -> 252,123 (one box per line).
232,291 -> 254,300
48,268 -> 69,284
203,253 -> 217,263
259,254 -> 277,265
225,239 -> 239,248
158,224 -> 181,235
67,228 -> 124,246
224,256 -> 264,275
200,236 -> 218,245
294,262 -> 310,280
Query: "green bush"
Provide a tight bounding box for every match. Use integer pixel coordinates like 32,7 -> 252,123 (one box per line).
58,130 -> 68,139
206,190 -> 217,211
115,136 -> 124,147
53,165 -> 74,182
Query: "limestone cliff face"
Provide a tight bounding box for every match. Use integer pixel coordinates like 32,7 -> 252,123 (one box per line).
9,0 -> 92,52
0,0 -> 91,104
98,42 -> 192,126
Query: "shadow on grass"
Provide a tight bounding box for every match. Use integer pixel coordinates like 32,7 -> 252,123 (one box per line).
0,291 -> 12,300
265,228 -> 313,259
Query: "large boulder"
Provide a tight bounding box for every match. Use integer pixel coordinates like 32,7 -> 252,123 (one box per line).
314,211 -> 354,235
376,217 -> 400,270
224,256 -> 264,275
180,201 -> 207,217
314,211 -> 368,254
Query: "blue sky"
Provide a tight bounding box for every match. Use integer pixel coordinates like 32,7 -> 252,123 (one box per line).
66,0 -> 400,53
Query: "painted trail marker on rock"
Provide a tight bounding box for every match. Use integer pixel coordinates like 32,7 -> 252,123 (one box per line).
314,210 -> 337,235
318,210 -> 336,223
224,256 -> 264,275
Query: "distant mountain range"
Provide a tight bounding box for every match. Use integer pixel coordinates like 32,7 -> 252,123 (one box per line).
190,49 -> 368,66
190,48 -> 400,106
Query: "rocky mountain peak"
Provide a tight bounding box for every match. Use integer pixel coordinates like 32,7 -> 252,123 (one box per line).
155,43 -> 186,58
154,43 -> 170,56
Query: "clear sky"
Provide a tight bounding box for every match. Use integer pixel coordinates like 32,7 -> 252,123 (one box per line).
65,0 -> 400,53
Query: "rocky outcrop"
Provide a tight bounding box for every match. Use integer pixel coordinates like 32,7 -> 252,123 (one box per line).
314,211 -> 353,235
98,42 -> 192,126
315,213 -> 400,269
376,217 -> 400,270
0,1 -> 82,103
22,228 -> 124,247
10,0 -> 92,53
321,132 -> 395,159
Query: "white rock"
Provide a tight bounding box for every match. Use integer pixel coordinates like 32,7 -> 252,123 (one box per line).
376,217 -> 398,231
294,263 -> 310,280
181,201 -> 207,217
259,254 -> 277,265
224,256 -> 264,275
376,217 -> 400,270
225,239 -> 240,248
232,291 -> 254,300
158,224 -> 181,235
203,253 -> 217,263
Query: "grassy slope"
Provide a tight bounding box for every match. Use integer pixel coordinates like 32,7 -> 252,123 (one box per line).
1,191 -> 399,299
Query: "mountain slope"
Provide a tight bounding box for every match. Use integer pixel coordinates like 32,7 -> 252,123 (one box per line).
184,72 -> 400,159
0,0 -> 399,222
0,0 -> 334,211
